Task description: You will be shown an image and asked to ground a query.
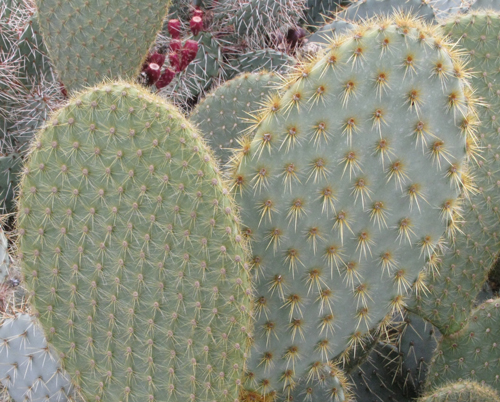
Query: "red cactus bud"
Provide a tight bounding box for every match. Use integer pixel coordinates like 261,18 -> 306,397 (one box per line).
179,40 -> 199,71
193,8 -> 203,18
170,39 -> 182,52
190,16 -> 203,36
148,52 -> 166,67
144,63 -> 162,85
168,19 -> 181,39
169,52 -> 181,72
156,68 -> 176,89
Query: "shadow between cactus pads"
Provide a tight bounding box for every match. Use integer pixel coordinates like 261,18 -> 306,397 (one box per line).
16,81 -> 253,402
231,16 -> 474,398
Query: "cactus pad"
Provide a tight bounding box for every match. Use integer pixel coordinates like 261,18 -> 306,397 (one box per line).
427,298 -> 500,393
0,153 -> 22,214
419,382 -> 500,402
232,16 -> 471,396
190,72 -> 281,166
338,0 -> 436,21
35,0 -> 170,93
16,81 -> 252,402
0,313 -> 73,402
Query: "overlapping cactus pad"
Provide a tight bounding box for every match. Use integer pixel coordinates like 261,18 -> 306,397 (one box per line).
16,81 -> 252,402
35,0 -> 170,93
231,16 -> 473,395
427,299 -> 500,394
190,72 -> 282,165
0,313 -> 73,402
419,381 -> 500,402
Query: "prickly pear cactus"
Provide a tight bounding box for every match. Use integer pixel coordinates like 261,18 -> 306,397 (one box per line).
190,72 -> 282,166
470,0 -> 500,10
0,313 -> 73,402
412,10 -> 500,336
307,20 -> 356,47
35,0 -> 170,93
419,381 -> 500,402
0,153 -> 22,214
0,0 -> 61,153
224,0 -> 306,47
232,16 -> 472,397
427,298 -> 500,394
338,0 -> 436,21
228,49 -> 296,79
16,81 -> 252,402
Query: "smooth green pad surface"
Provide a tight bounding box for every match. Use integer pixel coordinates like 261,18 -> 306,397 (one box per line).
190,72 -> 281,166
338,0 -> 436,21
428,300 -> 500,392
36,0 -> 170,93
17,81 -> 252,402
0,313 -> 73,402
419,382 -> 500,402
234,19 -> 469,394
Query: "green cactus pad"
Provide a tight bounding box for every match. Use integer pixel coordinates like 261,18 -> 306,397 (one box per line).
416,11 -> 500,334
0,153 -> 22,214
190,72 -> 282,166
470,0 -> 500,10
0,313 -> 73,402
35,0 -> 170,93
406,205 -> 496,335
307,20 -> 356,46
305,0 -> 347,26
393,312 -> 440,397
419,381 -> 500,402
338,0 -> 436,21
0,1 -> 60,153
427,299 -> 500,393
224,0 -> 305,47
232,16 -> 471,396
16,81 -> 252,402
431,0 -> 463,17
228,49 -> 296,79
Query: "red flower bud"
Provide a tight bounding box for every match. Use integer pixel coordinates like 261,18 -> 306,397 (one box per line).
170,39 -> 182,53
156,68 -> 176,89
168,19 -> 181,39
190,16 -> 203,36
169,52 -> 181,72
193,8 -> 203,18
179,40 -> 199,71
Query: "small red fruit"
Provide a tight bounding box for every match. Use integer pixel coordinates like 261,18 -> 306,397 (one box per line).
190,16 -> 203,36
179,40 -> 199,71
156,68 -> 176,89
169,52 -> 181,72
148,52 -> 166,66
170,39 -> 182,52
167,19 -> 181,39
143,63 -> 162,85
